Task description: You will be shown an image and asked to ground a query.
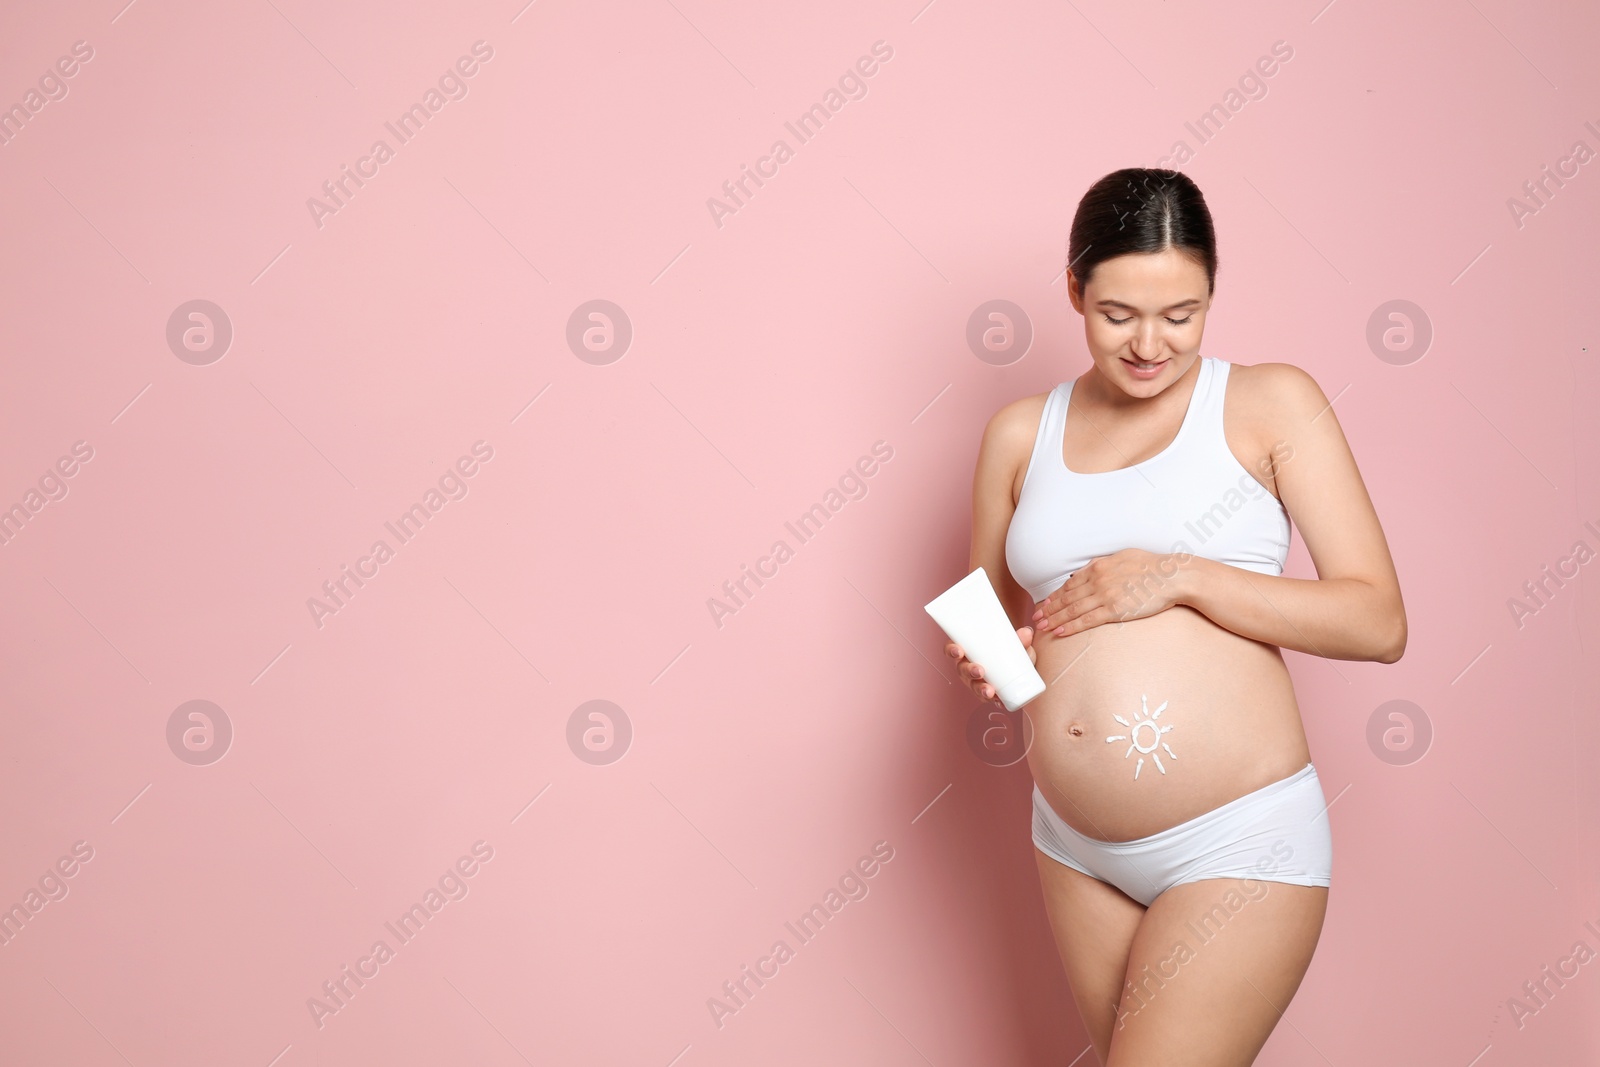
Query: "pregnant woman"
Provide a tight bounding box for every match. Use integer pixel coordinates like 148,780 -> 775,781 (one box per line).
947,168 -> 1406,1065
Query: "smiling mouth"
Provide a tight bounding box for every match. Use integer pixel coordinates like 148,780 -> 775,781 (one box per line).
1122,357 -> 1167,370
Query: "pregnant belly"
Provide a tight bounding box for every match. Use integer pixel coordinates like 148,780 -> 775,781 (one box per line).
1025,605 -> 1311,842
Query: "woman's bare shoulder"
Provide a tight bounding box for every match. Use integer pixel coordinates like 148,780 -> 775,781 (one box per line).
981,389 -> 1053,449
1226,360 -> 1333,428
975,389 -> 1055,499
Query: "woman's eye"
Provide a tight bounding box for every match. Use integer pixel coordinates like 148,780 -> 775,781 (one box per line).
1101,314 -> 1194,326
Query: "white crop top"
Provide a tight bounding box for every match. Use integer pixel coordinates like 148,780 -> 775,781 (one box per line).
1004,356 -> 1291,603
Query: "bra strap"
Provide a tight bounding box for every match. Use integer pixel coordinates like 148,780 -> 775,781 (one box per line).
1204,357 -> 1230,444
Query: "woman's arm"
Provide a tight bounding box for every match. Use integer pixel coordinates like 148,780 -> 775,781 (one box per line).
1177,362 -> 1405,662
968,397 -> 1042,631
1174,557 -> 1404,663
947,396 -> 1047,707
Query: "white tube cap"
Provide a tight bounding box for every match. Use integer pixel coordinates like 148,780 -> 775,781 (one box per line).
994,668 -> 1047,712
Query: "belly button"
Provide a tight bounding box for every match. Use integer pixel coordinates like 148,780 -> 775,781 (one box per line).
1067,721 -> 1085,738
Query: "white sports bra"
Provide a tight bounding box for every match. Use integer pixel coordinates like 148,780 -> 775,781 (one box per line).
1004,356 -> 1291,603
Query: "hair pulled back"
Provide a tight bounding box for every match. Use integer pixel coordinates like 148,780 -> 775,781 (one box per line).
1067,168 -> 1218,298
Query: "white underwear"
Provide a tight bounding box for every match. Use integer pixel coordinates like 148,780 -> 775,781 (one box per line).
1031,762 -> 1334,907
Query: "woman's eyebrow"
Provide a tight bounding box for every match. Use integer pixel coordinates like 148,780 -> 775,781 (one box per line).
1095,297 -> 1204,311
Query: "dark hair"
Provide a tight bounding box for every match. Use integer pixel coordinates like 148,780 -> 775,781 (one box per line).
1066,168 -> 1218,298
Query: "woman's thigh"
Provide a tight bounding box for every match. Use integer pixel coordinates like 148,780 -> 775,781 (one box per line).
1034,849 -> 1148,1065
1107,877 -> 1329,1066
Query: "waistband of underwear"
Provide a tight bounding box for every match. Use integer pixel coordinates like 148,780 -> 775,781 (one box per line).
1036,761 -> 1318,851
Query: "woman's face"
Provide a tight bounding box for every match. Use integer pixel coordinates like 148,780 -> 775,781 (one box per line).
1066,248 -> 1212,399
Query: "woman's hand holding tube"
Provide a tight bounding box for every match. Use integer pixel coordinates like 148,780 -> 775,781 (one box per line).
946,626 -> 1037,708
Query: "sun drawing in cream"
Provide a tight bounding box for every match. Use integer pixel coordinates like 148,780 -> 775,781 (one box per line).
1106,693 -> 1178,780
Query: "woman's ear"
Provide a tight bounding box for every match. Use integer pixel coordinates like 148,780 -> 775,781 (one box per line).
1065,270 -> 1083,313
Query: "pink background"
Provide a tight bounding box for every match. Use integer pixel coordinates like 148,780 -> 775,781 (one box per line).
2,1 -> 1597,1063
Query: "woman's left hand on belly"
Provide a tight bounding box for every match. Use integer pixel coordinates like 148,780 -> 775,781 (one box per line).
1031,548 -> 1185,638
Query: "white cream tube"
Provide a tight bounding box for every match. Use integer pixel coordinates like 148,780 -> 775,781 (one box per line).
924,566 -> 1047,712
